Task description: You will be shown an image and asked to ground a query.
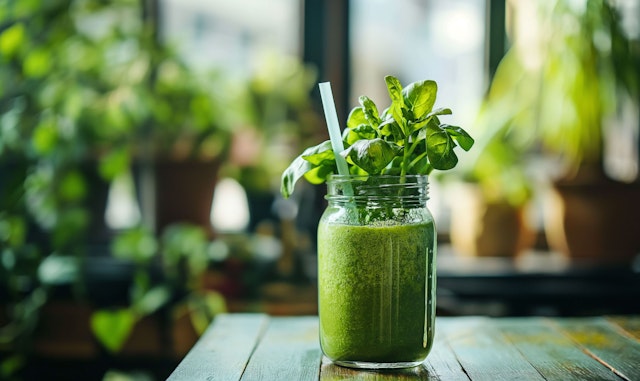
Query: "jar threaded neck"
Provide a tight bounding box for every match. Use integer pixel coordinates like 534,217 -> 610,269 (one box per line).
325,175 -> 429,208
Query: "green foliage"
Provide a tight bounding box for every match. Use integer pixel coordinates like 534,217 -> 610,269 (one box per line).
280,76 -> 474,198
478,0 -> 640,171
91,223 -> 226,353
0,0 -> 231,364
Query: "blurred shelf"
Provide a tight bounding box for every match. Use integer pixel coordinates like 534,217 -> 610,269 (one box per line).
436,245 -> 640,317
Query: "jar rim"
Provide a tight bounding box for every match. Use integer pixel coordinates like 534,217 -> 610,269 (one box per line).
327,174 -> 428,180
326,174 -> 429,185
325,174 -> 429,206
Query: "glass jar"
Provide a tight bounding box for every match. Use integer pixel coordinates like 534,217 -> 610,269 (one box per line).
317,175 -> 437,369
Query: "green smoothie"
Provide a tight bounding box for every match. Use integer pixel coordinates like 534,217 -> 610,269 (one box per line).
318,219 -> 436,364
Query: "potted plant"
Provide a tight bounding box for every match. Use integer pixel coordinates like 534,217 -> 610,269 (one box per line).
225,53 -> 322,232
446,124 -> 536,257
479,0 -> 640,263
92,4 -> 234,238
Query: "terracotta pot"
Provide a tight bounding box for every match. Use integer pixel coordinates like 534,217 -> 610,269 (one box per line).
134,159 -> 221,237
449,184 -> 535,257
544,179 -> 640,264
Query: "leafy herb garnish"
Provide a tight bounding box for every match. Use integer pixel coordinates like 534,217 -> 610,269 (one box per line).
281,75 -> 474,198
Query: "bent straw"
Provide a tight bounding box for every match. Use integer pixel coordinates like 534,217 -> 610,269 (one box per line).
319,82 -> 353,195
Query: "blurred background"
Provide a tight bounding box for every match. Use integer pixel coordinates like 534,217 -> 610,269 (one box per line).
1,0 -> 639,379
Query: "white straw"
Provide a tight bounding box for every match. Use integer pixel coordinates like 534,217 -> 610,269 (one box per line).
319,82 -> 350,177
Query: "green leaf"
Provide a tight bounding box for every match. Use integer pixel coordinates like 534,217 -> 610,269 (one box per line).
58,170 -> 87,202
52,207 -> 88,249
384,76 -> 405,129
112,227 -> 158,263
442,124 -> 475,151
402,80 -> 437,119
426,107 -> 452,119
32,118 -> 58,155
301,142 -> 336,165
344,124 -> 377,145
133,286 -> 172,315
359,96 -> 380,127
346,106 -> 367,128
188,290 -> 227,334
303,163 -> 335,184
99,148 -> 130,180
426,123 -> 459,170
280,140 -> 333,198
91,309 -> 137,353
23,48 -> 51,78
342,138 -> 402,174
0,23 -> 25,57
378,118 -> 402,138
409,153 -> 432,175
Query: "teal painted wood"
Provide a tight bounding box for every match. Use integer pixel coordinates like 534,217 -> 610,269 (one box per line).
438,317 -> 545,380
420,320 -> 471,381
167,313 -> 268,381
550,317 -> 640,381
168,315 -> 640,380
607,316 -> 640,340
495,317 -> 621,381
240,316 -> 322,381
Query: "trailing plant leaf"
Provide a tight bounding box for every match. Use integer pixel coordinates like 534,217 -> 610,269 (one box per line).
91,309 -> 137,353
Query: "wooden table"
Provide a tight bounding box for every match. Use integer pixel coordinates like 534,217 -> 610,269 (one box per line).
168,314 -> 640,380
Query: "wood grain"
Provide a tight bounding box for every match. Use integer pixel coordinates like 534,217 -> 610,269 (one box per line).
438,317 -> 545,380
607,316 -> 640,340
168,314 -> 640,380
240,316 -> 322,381
167,313 -> 268,381
549,317 -> 640,381
496,317 -> 620,380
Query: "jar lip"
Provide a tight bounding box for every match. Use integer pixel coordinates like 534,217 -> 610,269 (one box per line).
327,174 -> 429,181
325,174 -> 430,205
327,173 -> 429,186
327,174 -> 428,178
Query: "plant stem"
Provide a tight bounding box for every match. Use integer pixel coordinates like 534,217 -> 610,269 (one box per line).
401,133 -> 410,179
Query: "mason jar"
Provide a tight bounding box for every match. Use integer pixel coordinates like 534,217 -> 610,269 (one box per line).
317,174 -> 437,369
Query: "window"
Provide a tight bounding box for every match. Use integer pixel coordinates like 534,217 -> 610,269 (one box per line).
159,0 -> 300,76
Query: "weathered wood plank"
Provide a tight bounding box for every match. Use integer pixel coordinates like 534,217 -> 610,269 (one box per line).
607,316 -> 640,340
167,313 -> 269,381
550,317 -> 640,381
495,317 -> 620,381
438,316 -> 545,380
420,319 -> 471,381
240,316 -> 322,381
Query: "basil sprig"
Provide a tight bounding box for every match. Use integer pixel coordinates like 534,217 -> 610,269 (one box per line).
281,75 -> 474,198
